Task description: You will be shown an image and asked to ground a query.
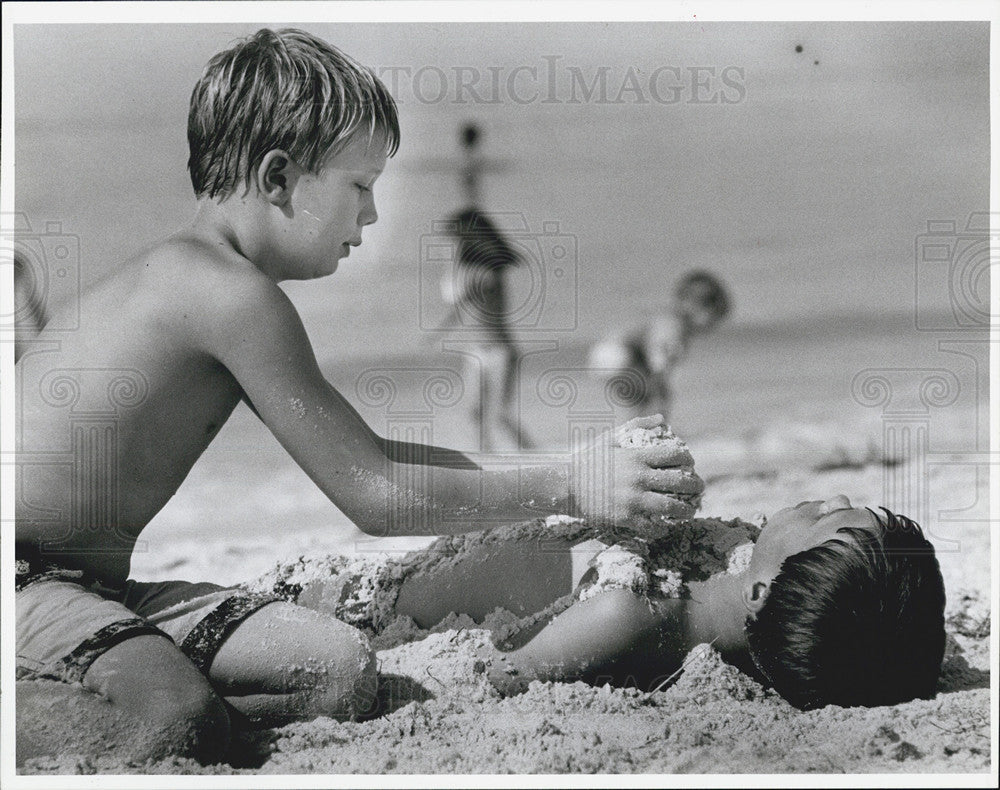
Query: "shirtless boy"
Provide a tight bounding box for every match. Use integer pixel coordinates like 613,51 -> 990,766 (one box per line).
14,29 -> 699,765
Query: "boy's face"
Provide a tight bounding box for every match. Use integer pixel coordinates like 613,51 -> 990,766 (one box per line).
677,288 -> 721,331
684,302 -> 719,330
277,130 -> 387,280
746,496 -> 878,583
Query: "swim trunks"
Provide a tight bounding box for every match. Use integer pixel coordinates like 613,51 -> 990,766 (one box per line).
15,554 -> 280,684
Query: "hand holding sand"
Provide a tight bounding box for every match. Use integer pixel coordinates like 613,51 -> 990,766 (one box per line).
569,414 -> 703,538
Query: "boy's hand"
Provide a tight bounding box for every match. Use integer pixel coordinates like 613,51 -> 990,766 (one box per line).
571,415 -> 703,537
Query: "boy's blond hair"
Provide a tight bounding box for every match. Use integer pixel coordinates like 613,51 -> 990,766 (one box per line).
187,28 -> 400,199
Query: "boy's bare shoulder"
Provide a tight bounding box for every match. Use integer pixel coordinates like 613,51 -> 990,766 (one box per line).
129,234 -> 305,351
140,235 -> 275,294
135,235 -> 295,315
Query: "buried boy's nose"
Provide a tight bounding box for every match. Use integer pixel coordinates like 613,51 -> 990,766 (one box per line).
818,494 -> 852,514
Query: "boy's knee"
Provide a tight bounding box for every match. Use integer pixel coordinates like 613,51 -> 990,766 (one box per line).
142,682 -> 231,764
304,627 -> 377,719
82,634 -> 231,763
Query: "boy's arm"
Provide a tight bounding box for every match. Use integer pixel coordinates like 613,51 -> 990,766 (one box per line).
488,590 -> 691,694
204,274 -> 698,537
645,315 -> 686,375
240,369 -> 477,470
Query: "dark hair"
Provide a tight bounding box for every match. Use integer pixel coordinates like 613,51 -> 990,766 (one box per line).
745,508 -> 946,710
675,270 -> 731,319
188,28 -> 400,199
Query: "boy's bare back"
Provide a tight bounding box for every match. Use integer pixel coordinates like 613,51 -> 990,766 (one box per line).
17,235 -> 289,580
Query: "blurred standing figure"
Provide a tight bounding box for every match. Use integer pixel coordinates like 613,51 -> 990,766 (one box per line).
588,271 -> 731,424
439,122 -> 535,451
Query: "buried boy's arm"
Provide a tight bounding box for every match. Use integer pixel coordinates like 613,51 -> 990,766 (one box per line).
209,274 -> 698,536
486,590 -> 693,695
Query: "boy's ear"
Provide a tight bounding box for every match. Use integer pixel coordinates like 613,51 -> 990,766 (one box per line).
742,579 -> 770,617
256,150 -> 298,207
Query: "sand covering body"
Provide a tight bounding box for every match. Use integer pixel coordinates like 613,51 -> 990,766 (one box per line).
245,514 -> 759,648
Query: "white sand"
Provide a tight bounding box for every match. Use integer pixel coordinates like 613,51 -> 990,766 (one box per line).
19,454 -> 991,777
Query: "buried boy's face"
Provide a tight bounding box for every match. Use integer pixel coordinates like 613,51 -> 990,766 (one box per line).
742,496 -> 879,610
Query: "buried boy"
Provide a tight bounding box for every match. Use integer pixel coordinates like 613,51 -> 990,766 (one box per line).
13,29 -> 699,766
284,493 -> 946,712
478,495 -> 946,710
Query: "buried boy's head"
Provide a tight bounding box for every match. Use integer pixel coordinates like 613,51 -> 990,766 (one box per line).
741,496 -> 946,710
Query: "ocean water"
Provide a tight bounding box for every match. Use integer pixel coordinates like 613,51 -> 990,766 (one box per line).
13,22 -> 989,348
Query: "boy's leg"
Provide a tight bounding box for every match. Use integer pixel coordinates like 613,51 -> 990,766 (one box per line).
84,635 -> 229,761
15,678 -> 135,766
481,344 -> 522,451
498,345 -> 534,450
465,350 -> 495,451
205,603 -> 376,726
17,640 -> 228,767
122,582 -> 375,727
16,578 -> 230,766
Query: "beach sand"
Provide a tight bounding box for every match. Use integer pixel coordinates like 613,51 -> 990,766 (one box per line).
19,450 -> 991,777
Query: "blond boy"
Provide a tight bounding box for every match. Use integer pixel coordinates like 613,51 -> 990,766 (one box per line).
15,29 -> 699,765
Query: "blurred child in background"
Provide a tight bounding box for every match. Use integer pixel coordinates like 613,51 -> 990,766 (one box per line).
588,270 -> 731,423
